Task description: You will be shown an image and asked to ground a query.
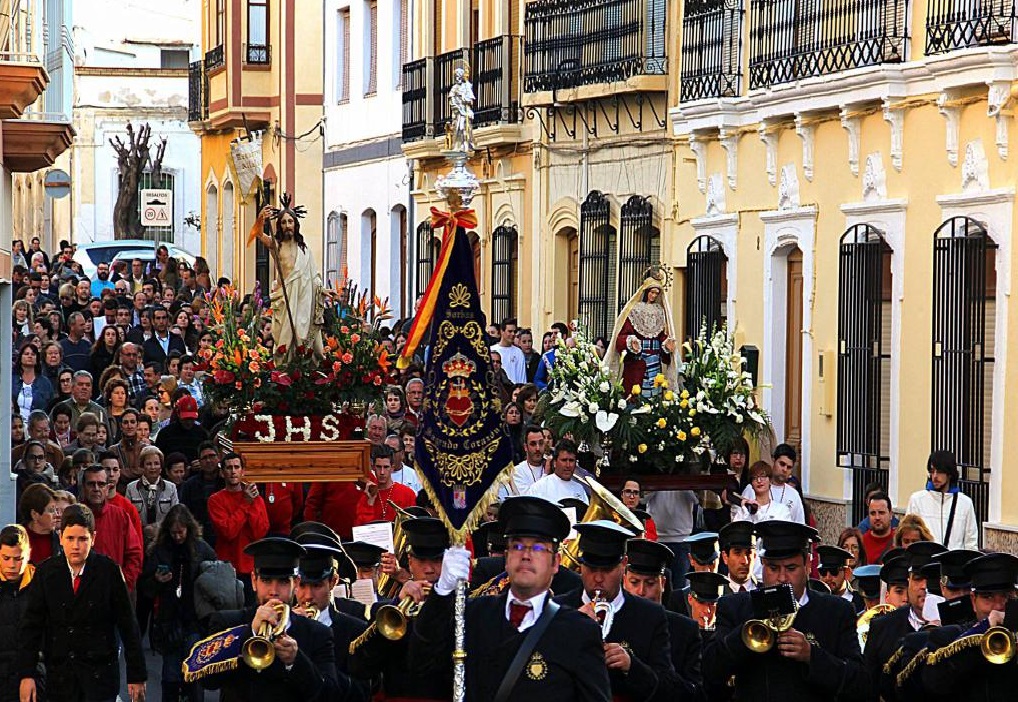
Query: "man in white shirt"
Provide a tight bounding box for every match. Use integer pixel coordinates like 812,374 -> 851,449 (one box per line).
387,433 -> 422,494
719,521 -> 757,593
741,443 -> 806,524
905,450 -> 979,550
499,425 -> 548,498
526,439 -> 588,505
490,317 -> 527,384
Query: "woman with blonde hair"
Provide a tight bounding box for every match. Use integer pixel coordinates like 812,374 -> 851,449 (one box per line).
894,513 -> 935,549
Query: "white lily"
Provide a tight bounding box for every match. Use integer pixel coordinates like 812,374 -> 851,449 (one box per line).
595,411 -> 619,432
560,400 -> 582,417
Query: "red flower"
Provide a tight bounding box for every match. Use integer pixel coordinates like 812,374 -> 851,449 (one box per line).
270,371 -> 293,387
253,401 -> 265,411
332,361 -> 342,372
276,344 -> 287,356
342,352 -> 354,365
213,369 -> 236,384
373,376 -> 382,386
291,369 -> 302,381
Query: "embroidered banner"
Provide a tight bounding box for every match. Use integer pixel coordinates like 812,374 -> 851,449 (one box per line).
182,624 -> 248,682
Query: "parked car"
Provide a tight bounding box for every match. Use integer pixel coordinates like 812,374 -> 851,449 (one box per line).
73,240 -> 195,279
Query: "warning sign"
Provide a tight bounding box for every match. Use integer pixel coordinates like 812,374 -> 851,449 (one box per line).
141,189 -> 173,227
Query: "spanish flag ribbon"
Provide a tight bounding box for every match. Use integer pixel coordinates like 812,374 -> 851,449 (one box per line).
397,207 -> 477,369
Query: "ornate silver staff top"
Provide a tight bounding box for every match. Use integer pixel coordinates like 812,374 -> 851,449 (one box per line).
436,61 -> 480,210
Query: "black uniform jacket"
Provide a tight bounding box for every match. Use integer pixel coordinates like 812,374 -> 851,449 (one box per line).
669,581 -> 738,618
703,589 -> 870,702
863,604 -> 913,701
347,600 -> 450,700
666,610 -> 704,701
17,552 -> 146,701
200,606 -> 337,702
555,589 -> 676,702
412,590 -> 611,702
471,555 -> 583,595
922,623 -> 1018,702
323,605 -> 372,702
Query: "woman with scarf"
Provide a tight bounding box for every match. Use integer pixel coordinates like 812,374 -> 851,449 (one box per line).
125,445 -> 179,544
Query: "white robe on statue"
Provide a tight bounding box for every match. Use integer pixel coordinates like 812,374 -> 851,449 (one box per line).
270,239 -> 325,359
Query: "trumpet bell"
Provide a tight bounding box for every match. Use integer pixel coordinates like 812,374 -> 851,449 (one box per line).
982,626 -> 1016,664
242,603 -> 290,671
376,603 -> 409,641
741,619 -> 776,653
857,602 -> 895,649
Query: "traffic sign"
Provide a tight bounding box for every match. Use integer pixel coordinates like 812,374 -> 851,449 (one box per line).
44,169 -> 71,199
141,188 -> 173,227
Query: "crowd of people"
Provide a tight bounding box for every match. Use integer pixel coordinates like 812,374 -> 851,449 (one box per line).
3,237 -> 1013,702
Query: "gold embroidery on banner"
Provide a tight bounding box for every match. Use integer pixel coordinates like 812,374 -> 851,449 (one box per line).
526,651 -> 548,681
423,437 -> 502,486
449,283 -> 471,308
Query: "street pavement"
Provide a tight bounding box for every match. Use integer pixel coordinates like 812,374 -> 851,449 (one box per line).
118,635 -> 220,702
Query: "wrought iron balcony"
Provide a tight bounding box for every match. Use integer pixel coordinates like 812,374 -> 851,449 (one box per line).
401,36 -> 523,144
680,0 -> 745,102
245,43 -> 271,65
188,60 -> 208,122
524,0 -> 667,94
204,44 -> 225,72
402,58 -> 429,142
926,0 -> 1016,54
748,0 -> 908,90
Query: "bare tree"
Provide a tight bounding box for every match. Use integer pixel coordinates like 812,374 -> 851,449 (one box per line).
110,122 -> 167,239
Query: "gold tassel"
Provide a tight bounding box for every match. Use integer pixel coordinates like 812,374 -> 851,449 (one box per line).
882,646 -> 906,675
925,634 -> 983,666
895,647 -> 928,689
348,622 -> 377,656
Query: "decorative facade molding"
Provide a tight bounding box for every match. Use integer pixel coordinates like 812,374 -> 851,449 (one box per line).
706,173 -> 726,216
882,100 -> 904,171
937,91 -> 962,167
987,80 -> 1012,161
862,152 -> 887,202
719,128 -> 739,190
689,136 -> 708,193
794,114 -> 816,181
778,164 -> 800,210
840,108 -> 860,176
758,124 -> 778,187
961,140 -> 990,193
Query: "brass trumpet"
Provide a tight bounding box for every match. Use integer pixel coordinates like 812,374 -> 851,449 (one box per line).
243,603 -> 290,671
981,626 -> 1016,664
857,602 -> 896,649
298,602 -> 319,621
741,607 -> 798,653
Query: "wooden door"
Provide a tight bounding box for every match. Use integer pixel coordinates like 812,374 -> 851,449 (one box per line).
785,249 -> 804,456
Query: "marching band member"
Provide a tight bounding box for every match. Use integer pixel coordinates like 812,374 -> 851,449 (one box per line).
412,495 -> 611,701
555,520 -> 676,702
348,516 -> 448,701
334,540 -> 386,621
668,532 -> 720,616
816,545 -> 865,614
703,520 -> 870,701
851,564 -> 883,611
685,571 -> 733,701
470,512 -> 582,597
625,538 -> 704,698
188,538 -> 338,701
720,521 -> 759,595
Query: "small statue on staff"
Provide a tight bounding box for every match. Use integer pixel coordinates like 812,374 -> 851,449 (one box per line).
447,65 -> 475,154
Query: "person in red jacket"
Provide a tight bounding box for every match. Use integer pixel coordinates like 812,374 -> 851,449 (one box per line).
98,450 -> 144,547
303,482 -> 362,541
353,445 -> 417,526
261,481 -> 304,536
207,451 -> 269,603
79,463 -> 143,591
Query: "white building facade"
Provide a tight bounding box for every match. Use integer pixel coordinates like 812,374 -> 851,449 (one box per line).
70,0 -> 201,253
323,0 -> 412,318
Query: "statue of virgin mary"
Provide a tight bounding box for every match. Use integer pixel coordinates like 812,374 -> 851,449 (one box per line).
605,266 -> 679,397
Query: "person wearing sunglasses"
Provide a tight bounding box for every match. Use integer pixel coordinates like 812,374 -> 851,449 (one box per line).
817,545 -> 865,615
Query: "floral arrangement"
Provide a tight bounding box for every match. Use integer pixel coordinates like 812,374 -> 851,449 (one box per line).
538,326 -> 637,449
200,281 -> 394,417
625,375 -> 710,471
681,323 -> 769,456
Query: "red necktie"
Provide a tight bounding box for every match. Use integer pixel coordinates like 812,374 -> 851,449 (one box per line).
509,601 -> 532,629
72,574 -> 81,594
739,585 -> 746,593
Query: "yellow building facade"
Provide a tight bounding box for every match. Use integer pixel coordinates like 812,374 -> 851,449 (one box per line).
402,0 -> 533,326
189,0 -> 323,291
669,0 -> 1018,543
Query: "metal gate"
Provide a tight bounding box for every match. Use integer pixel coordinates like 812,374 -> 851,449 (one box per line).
618,196 -> 659,312
578,191 -> 616,341
414,220 -> 437,299
932,216 -> 995,538
490,222 -> 518,324
685,234 -> 727,338
836,224 -> 892,524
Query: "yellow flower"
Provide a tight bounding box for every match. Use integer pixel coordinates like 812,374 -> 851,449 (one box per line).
681,389 -> 690,400
631,385 -> 642,396
680,399 -> 689,409
637,444 -> 648,454
664,390 -> 675,402
689,409 -> 697,417
677,430 -> 687,441
653,373 -> 666,387
691,427 -> 701,437
656,417 -> 667,429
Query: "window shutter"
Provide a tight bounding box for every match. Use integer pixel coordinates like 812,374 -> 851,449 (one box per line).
398,0 -> 409,84
367,0 -> 378,94
340,9 -> 351,101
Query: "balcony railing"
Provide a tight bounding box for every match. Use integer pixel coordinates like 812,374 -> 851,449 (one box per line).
402,58 -> 429,141
524,0 -> 667,94
188,60 -> 208,121
402,36 -> 523,143
245,43 -> 271,65
926,0 -> 1016,54
748,0 -> 908,89
474,35 -> 523,128
680,0 -> 745,102
204,44 -> 225,72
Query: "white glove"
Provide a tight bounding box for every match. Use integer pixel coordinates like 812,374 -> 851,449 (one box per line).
434,546 -> 471,596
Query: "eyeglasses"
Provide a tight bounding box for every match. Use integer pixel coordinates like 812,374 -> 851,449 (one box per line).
26,454 -> 46,461
818,566 -> 843,577
752,475 -> 770,482
621,489 -> 640,496
508,542 -> 554,555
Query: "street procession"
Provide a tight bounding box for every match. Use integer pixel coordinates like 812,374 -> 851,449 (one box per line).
7,0 -> 1018,701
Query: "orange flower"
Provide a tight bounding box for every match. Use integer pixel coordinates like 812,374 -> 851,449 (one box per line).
351,333 -> 361,344
249,361 -> 260,373
233,348 -> 243,366
342,352 -> 354,365
327,337 -> 339,351
378,348 -> 391,373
